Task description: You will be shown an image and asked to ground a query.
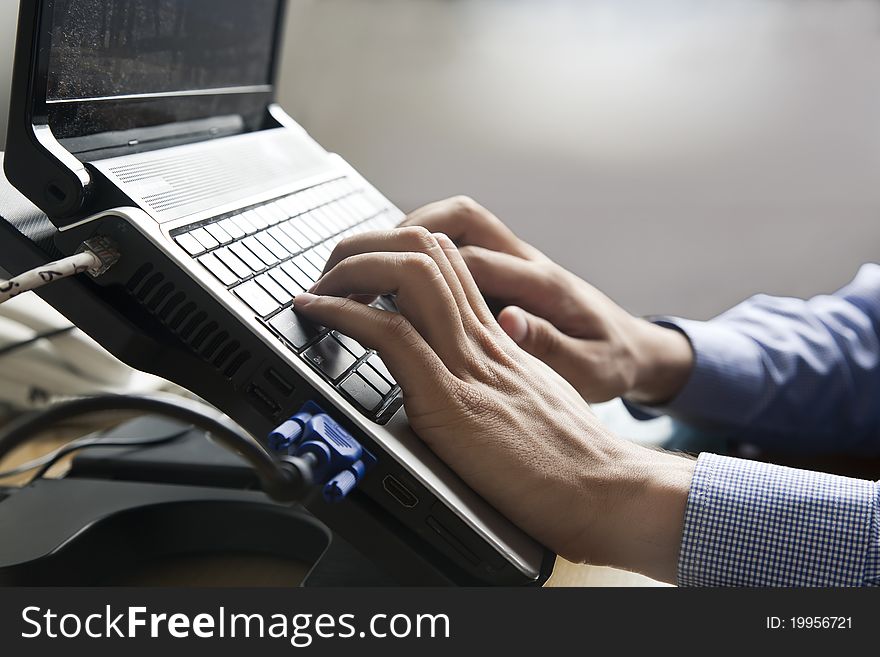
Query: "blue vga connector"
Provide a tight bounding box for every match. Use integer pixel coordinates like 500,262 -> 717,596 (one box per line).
268,401 -> 377,502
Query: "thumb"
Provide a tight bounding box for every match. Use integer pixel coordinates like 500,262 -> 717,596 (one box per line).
498,306 -> 572,365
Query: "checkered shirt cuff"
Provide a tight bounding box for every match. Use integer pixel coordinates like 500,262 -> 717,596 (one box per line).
678,453 -> 880,586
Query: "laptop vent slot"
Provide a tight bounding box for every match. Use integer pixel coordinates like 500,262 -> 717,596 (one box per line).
125,264 -> 250,379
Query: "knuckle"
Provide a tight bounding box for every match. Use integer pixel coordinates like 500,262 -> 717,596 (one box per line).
405,252 -> 441,278
399,225 -> 437,251
432,231 -> 455,250
449,195 -> 481,217
449,195 -> 495,229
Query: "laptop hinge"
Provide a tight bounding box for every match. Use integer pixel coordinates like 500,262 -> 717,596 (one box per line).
60,115 -> 250,162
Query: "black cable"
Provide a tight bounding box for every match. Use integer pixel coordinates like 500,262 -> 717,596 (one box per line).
0,426 -> 187,479
0,427 -> 190,480
0,326 -> 76,359
0,393 -> 313,502
28,428 -> 192,484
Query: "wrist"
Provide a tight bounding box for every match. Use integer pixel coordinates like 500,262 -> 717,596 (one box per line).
626,319 -> 694,405
597,446 -> 695,583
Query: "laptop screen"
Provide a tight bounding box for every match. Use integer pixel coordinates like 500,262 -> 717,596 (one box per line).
43,0 -> 284,141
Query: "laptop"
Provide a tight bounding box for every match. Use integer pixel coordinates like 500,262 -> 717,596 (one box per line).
2,0 -> 551,585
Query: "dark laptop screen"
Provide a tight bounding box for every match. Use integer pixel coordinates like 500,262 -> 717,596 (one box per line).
43,0 -> 283,140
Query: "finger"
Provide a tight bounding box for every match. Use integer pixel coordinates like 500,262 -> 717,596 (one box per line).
293,293 -> 449,396
401,196 -> 541,260
459,245 -> 557,314
497,306 -> 589,385
320,228 -> 476,326
310,252 -> 470,368
432,233 -> 496,325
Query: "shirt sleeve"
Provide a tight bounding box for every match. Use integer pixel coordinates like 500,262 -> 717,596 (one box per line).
678,453 -> 880,587
643,263 -> 880,455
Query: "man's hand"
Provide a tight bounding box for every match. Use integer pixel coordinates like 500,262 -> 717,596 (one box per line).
400,197 -> 694,405
295,226 -> 694,582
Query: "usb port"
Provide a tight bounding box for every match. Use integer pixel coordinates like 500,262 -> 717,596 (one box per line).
382,475 -> 418,509
264,367 -> 295,396
247,384 -> 281,417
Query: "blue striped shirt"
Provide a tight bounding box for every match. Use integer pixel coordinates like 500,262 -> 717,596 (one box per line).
658,264 -> 880,586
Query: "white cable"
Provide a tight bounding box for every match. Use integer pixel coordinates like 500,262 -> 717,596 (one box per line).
0,239 -> 180,412
0,236 -> 119,306
0,252 -> 101,305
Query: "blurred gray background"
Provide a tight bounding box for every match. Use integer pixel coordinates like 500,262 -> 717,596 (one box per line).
3,0 -> 880,319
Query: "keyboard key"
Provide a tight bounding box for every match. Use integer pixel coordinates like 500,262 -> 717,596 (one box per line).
214,246 -> 252,279
199,252 -> 238,286
296,216 -> 324,244
302,335 -> 357,381
190,227 -> 219,250
279,222 -> 313,249
324,236 -> 342,253
310,186 -> 332,205
255,231 -> 290,260
244,209 -> 269,230
309,208 -> 335,239
333,331 -> 367,359
299,190 -> 321,211
269,267 -> 305,295
242,236 -> 279,267
292,255 -> 321,282
340,373 -> 383,413
270,201 -> 291,221
336,200 -> 361,226
255,204 -> 283,225
358,362 -> 392,396
323,206 -> 348,233
268,308 -> 321,349
231,213 -> 258,235
266,205 -> 286,225
256,273 -> 291,304
314,243 -> 332,262
367,354 -> 395,385
321,205 -> 349,232
233,280 -> 279,317
205,222 -> 232,245
267,226 -> 300,255
303,249 -> 327,272
279,195 -> 303,217
281,261 -> 315,290
175,232 -> 205,256
352,194 -> 376,217
218,218 -> 245,240
229,241 -> 266,272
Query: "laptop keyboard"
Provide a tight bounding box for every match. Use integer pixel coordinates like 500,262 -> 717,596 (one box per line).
171,177 -> 403,422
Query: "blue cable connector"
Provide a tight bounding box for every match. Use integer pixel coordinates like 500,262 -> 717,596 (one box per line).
267,401 -> 377,502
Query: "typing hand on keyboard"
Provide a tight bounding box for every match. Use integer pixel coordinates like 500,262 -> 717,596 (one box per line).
292,226 -> 694,582
172,179 -> 403,420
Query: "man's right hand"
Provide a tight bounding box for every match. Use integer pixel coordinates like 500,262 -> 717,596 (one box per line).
400,196 -> 695,405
